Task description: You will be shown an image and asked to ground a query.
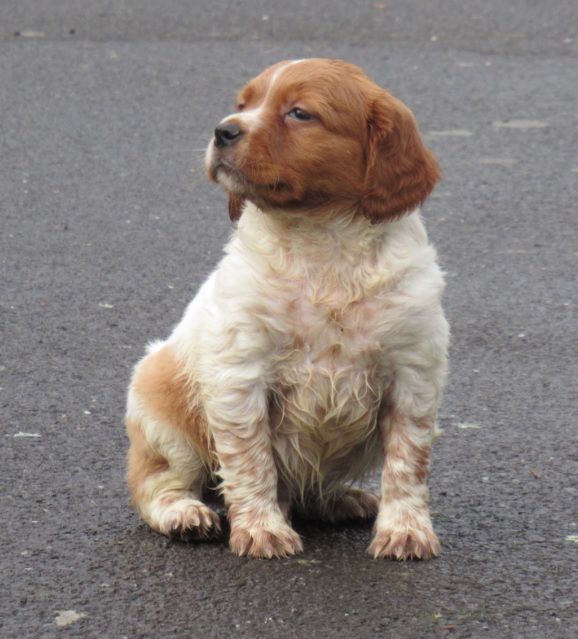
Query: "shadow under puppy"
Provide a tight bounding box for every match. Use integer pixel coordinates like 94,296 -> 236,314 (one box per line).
125,58 -> 449,560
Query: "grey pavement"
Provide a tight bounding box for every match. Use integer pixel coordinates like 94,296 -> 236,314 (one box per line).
1,1 -> 577,638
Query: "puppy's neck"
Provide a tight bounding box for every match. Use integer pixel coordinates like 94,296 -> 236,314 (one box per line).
237,201 -> 390,261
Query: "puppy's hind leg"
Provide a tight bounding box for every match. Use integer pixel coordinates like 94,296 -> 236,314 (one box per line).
125,343 -> 221,540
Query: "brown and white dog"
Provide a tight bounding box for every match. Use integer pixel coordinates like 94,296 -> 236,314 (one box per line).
125,59 -> 449,560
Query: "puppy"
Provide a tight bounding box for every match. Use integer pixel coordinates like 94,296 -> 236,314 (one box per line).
125,59 -> 449,560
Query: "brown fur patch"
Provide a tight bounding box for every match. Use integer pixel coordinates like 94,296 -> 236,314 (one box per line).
125,417 -> 169,503
391,430 -> 431,484
228,193 -> 245,222
362,93 -> 440,222
126,345 -> 217,508
131,345 -> 213,460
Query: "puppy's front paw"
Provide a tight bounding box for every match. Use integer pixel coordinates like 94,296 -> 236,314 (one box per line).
368,523 -> 440,560
230,520 -> 303,559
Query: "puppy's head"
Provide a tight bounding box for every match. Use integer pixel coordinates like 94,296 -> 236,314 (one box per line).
205,59 -> 440,222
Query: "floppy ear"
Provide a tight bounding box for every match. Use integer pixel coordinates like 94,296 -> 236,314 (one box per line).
228,194 -> 246,222
362,92 -> 440,223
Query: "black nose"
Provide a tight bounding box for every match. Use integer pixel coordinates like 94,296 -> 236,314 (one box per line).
214,122 -> 243,148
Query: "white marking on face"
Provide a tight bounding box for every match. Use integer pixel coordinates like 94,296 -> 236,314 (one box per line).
217,171 -> 244,193
218,59 -> 308,132
269,59 -> 300,86
226,107 -> 264,128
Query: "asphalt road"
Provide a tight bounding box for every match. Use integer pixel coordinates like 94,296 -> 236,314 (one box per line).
1,1 -> 577,637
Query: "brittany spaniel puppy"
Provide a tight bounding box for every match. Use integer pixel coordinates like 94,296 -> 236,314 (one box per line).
125,59 -> 449,560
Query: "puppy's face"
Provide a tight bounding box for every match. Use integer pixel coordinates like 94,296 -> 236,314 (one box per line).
205,59 -> 440,222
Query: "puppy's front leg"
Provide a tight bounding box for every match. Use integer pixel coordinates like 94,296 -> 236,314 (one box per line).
204,375 -> 303,559
369,407 -> 441,560
369,334 -> 448,560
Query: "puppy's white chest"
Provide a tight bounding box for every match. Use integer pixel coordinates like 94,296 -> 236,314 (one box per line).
271,285 -> 386,444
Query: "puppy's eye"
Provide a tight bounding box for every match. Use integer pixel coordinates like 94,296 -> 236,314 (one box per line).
236,103 -> 245,111
287,107 -> 315,121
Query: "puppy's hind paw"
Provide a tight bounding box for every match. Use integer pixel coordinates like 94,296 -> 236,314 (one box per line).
150,495 -> 222,541
327,488 -> 379,522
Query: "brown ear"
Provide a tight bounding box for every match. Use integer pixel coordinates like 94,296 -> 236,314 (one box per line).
228,194 -> 246,222
362,93 -> 440,223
